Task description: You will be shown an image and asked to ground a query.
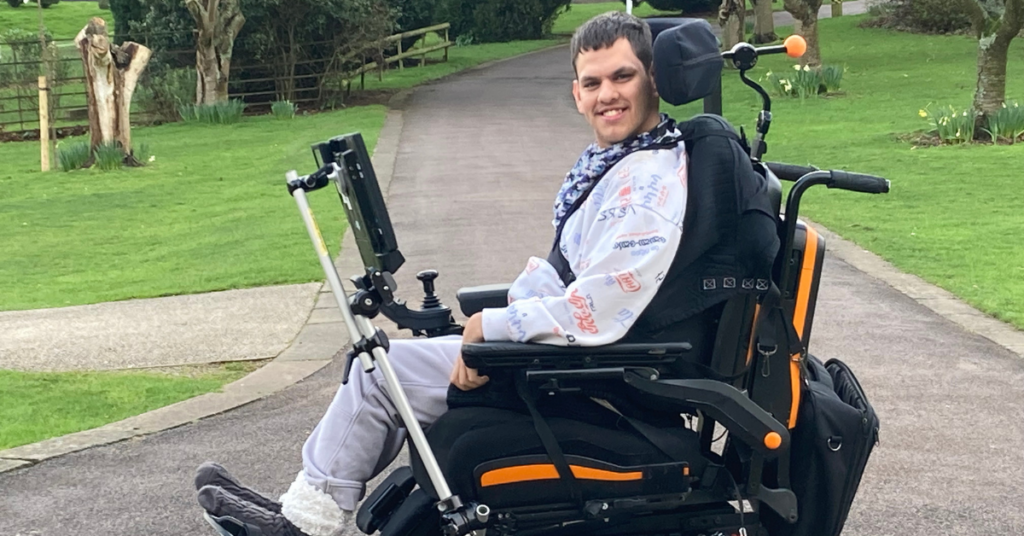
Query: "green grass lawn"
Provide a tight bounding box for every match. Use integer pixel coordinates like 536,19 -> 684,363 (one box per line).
0,106 -> 387,311
0,1 -> 113,40
0,37 -> 590,450
666,15 -> 1024,329
0,361 -> 259,450
357,38 -> 563,91
551,2 -> 680,35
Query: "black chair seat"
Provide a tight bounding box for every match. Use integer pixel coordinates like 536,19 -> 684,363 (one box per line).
410,406 -> 709,509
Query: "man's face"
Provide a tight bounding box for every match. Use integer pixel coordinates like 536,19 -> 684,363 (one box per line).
572,37 -> 661,148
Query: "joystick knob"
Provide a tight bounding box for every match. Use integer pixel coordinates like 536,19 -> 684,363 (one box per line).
416,270 -> 441,309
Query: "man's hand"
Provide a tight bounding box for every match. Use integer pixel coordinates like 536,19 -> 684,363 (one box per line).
451,313 -> 489,391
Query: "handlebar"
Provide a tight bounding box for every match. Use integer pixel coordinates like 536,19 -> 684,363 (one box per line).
830,170 -> 891,194
766,162 -> 891,194
722,35 -> 806,70
765,162 -> 817,181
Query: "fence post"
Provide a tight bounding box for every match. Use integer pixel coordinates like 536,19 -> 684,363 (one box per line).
444,27 -> 449,62
38,76 -> 51,172
398,40 -> 404,70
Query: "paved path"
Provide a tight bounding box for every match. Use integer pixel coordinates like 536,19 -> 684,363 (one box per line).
0,284 -> 321,372
3,15 -> 1024,536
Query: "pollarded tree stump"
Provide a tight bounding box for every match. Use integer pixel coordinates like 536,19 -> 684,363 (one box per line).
75,17 -> 151,167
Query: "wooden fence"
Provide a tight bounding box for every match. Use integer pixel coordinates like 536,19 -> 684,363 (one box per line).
0,23 -> 452,137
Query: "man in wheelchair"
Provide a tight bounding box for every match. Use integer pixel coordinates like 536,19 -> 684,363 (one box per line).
197,10 -> 879,536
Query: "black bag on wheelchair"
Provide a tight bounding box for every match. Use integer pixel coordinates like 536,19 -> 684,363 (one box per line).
763,355 -> 880,536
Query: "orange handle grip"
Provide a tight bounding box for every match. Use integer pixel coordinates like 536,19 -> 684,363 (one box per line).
784,35 -> 807,58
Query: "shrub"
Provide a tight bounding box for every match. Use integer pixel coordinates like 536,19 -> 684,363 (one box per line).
390,0 -> 439,51
133,141 -> 152,164
983,101 -> 1024,144
56,141 -> 90,172
6,0 -> 23,7
763,64 -> 845,98
94,142 -> 125,170
643,0 -> 717,14
437,0 -> 571,42
864,0 -> 971,34
179,99 -> 246,124
135,68 -> 196,122
270,100 -> 296,119
820,64 -> 844,93
920,105 -> 976,144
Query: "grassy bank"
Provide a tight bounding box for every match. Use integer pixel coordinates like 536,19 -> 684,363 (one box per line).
667,16 -> 1024,328
0,361 -> 259,450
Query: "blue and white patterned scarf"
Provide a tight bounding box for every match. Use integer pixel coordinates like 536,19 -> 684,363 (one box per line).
552,113 -> 683,228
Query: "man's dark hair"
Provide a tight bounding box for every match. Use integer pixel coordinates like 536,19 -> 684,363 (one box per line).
570,11 -> 653,77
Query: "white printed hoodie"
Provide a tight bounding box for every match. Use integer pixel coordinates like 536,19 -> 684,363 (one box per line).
481,144 -> 688,346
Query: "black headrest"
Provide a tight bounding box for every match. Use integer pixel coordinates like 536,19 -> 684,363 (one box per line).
648,18 -> 723,106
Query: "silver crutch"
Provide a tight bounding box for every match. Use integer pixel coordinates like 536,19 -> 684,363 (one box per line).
286,168 -> 489,536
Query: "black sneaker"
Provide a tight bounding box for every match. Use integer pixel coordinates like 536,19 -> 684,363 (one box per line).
195,462 -> 283,514
198,485 -> 308,536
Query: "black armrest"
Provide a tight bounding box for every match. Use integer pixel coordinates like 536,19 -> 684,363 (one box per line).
456,283 -> 511,317
623,370 -> 790,457
461,341 -> 692,370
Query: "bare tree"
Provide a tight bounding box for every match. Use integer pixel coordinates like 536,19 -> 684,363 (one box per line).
75,17 -> 151,166
185,0 -> 245,105
783,0 -> 824,68
719,0 -> 747,51
960,0 -> 1024,133
752,0 -> 778,43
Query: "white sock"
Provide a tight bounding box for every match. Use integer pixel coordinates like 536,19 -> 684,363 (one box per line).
279,472 -> 353,536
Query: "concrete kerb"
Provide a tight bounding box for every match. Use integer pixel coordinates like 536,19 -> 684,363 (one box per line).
810,219 -> 1024,361
0,94 -> 409,475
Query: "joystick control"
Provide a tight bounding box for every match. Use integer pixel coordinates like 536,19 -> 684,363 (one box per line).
417,270 -> 441,309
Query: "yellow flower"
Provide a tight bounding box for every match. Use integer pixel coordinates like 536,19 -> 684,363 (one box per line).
919,110 -> 928,118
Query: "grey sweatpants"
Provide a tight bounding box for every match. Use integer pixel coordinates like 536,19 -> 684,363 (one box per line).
300,335 -> 463,512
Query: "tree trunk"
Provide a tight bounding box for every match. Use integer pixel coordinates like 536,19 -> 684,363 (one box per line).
185,0 -> 245,105
752,0 -> 777,44
831,1 -> 842,16
75,17 -> 151,167
719,0 -> 747,51
962,0 -> 1024,134
973,36 -> 1011,128
784,0 -> 824,68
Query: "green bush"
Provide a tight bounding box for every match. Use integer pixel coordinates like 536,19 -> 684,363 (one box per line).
619,0 -> 717,13
270,100 -> 296,120
920,104 -> 976,144
56,141 -> 90,172
763,64 -> 845,98
179,99 -> 246,124
865,0 -> 971,34
437,0 -> 571,42
135,68 -> 196,122
983,101 -> 1024,144
390,0 -> 439,51
6,0 -> 23,7
94,142 -> 125,170
133,141 -> 152,164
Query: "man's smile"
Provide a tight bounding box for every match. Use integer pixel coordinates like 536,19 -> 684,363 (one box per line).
599,107 -> 628,120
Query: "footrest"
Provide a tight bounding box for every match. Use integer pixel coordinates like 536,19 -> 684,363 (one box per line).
356,466 -> 417,534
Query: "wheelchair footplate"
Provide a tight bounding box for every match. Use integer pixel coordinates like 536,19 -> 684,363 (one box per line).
203,511 -> 251,536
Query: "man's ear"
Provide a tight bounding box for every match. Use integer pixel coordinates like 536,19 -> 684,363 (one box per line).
572,79 -> 584,115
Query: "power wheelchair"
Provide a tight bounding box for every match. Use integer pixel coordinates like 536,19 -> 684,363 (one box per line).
208,17 -> 888,536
